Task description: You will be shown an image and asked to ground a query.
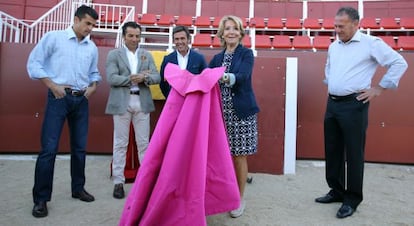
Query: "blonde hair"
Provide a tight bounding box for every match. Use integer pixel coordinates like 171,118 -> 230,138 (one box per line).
216,15 -> 245,48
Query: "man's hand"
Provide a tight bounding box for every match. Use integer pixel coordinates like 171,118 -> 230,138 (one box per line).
130,70 -> 150,84
356,86 -> 385,103
85,82 -> 97,99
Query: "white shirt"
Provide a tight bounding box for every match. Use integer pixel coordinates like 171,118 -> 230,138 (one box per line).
125,47 -> 139,91
177,49 -> 189,70
324,30 -> 407,96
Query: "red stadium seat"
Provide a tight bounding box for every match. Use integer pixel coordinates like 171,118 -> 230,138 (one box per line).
292,35 -> 312,49
397,36 -> 414,50
100,11 -> 122,23
138,13 -> 157,25
399,17 -> 414,29
360,17 -> 380,29
212,16 -> 222,28
192,34 -> 213,48
157,14 -> 175,26
176,15 -> 194,26
243,34 -> 251,48
273,35 -> 292,49
195,16 -> 212,27
379,18 -> 399,29
250,17 -> 266,29
312,36 -> 332,50
377,36 -> 398,50
255,35 -> 272,49
322,18 -> 334,30
285,18 -> 302,29
303,18 -> 322,29
267,17 -> 284,29
212,35 -> 221,47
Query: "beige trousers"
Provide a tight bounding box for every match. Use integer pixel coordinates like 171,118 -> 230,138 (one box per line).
112,94 -> 150,184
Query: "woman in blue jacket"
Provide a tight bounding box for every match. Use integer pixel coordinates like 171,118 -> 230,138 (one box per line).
209,15 -> 260,218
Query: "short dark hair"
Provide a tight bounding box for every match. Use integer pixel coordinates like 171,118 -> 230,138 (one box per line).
336,7 -> 359,22
122,21 -> 142,36
173,26 -> 190,40
75,5 -> 98,20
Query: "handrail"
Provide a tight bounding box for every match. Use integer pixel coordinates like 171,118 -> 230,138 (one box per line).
0,0 -> 135,46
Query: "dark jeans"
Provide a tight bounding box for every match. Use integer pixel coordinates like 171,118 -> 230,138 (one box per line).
33,90 -> 89,203
324,96 -> 369,209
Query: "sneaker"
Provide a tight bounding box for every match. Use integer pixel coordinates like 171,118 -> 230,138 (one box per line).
113,183 -> 125,199
229,200 -> 245,218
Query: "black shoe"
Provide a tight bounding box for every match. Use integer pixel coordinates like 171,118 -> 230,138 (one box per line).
315,192 -> 343,203
32,201 -> 48,218
336,204 -> 355,218
113,183 -> 125,199
72,190 -> 95,202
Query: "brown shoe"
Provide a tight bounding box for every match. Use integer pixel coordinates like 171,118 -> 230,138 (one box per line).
113,183 -> 125,199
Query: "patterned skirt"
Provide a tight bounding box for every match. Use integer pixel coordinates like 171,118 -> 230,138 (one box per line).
220,85 -> 258,156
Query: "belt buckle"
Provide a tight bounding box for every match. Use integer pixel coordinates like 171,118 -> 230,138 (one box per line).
330,96 -> 337,100
71,89 -> 83,96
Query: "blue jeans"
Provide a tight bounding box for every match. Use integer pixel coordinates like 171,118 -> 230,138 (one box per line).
33,90 -> 89,203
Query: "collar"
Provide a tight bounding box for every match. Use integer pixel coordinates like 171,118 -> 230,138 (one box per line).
124,46 -> 139,55
176,49 -> 190,58
339,30 -> 361,45
66,27 -> 90,44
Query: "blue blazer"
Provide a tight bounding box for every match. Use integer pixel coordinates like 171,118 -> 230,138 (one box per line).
159,49 -> 207,97
209,44 -> 260,119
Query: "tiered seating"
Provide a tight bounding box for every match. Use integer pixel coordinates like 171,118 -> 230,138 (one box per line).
157,14 -> 175,26
99,11 -> 123,24
273,35 -> 292,49
243,34 -> 251,48
131,12 -> 413,53
284,18 -> 302,29
194,16 -> 212,27
212,16 -> 222,27
192,34 -> 212,48
378,36 -> 398,50
212,35 -> 221,47
176,15 -> 194,26
321,18 -> 334,30
267,18 -> 284,29
312,36 -> 332,50
255,35 -> 272,49
292,35 -> 312,50
250,17 -> 266,29
303,18 -> 322,29
138,13 -> 157,26
399,17 -> 414,29
397,36 -> 414,50
360,17 -> 380,29
379,18 -> 399,29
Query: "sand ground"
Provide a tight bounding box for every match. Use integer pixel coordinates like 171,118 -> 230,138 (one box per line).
0,155 -> 413,226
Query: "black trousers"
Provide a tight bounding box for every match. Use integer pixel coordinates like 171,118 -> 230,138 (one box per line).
324,95 -> 369,208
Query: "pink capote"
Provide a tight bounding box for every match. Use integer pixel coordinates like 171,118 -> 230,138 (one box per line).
119,63 -> 240,226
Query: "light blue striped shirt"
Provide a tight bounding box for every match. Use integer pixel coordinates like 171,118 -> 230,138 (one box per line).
27,27 -> 102,90
324,30 -> 408,96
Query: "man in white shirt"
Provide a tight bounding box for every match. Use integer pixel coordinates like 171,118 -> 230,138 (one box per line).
315,7 -> 408,219
159,26 -> 207,98
105,22 -> 160,199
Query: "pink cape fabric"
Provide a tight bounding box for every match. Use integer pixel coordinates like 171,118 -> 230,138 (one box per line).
118,63 -> 240,226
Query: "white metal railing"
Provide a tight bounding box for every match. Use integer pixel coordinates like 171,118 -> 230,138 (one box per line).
0,0 -> 135,47
0,0 -> 77,44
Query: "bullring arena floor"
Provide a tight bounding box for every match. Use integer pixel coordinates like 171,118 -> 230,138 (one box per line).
0,155 -> 413,226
